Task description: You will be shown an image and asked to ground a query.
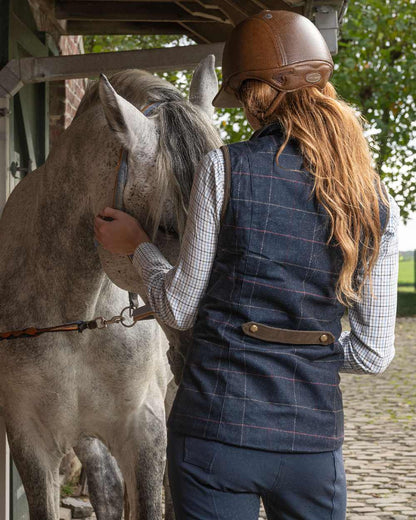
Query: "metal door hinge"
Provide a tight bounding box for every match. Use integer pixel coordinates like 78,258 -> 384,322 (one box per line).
10,159 -> 32,178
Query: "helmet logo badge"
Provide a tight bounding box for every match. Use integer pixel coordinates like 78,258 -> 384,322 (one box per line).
305,72 -> 322,84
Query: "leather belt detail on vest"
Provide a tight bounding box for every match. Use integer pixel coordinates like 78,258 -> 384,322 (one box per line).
241,322 -> 335,345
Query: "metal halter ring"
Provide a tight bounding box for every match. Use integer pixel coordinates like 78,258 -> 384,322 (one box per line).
120,306 -> 137,328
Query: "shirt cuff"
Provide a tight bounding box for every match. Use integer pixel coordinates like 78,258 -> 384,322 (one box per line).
132,241 -> 173,278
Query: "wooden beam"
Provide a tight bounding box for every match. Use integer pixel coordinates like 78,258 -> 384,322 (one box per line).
10,13 -> 49,58
178,23 -> 211,44
26,0 -> 66,43
260,0 -> 303,12
303,0 -> 315,18
211,0 -> 248,24
250,0 -> 270,7
175,1 -> 229,23
280,0 -> 305,4
56,1 -> 227,22
15,42 -> 225,84
179,20 -> 231,42
66,20 -> 187,35
236,0 -> 266,14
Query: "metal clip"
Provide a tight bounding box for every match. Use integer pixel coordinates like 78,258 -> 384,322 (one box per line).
106,315 -> 124,326
95,317 -> 107,329
94,315 -> 124,329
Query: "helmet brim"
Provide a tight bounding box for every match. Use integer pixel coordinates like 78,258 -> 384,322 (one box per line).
212,85 -> 243,109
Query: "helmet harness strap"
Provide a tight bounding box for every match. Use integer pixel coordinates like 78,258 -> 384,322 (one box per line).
263,90 -> 287,120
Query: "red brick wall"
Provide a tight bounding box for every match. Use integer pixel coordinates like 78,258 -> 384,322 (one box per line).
49,35 -> 87,148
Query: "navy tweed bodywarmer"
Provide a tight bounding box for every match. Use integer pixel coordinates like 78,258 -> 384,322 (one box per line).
168,123 -> 387,453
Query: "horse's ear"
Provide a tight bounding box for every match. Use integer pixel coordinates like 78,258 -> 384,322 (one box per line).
98,74 -> 154,149
189,55 -> 218,118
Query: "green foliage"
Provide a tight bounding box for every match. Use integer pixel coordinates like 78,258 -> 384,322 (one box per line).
84,0 -> 416,215
334,0 -> 416,220
83,34 -> 191,54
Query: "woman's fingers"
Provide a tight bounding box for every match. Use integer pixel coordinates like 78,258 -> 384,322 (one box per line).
101,206 -> 121,219
93,207 -> 150,254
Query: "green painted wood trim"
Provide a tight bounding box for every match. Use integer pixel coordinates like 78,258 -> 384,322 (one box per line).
0,0 -> 10,68
10,13 -> 48,58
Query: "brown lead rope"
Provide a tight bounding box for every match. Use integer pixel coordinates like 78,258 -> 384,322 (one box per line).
0,321 -> 97,341
2,136 -> 161,343
0,304 -> 155,342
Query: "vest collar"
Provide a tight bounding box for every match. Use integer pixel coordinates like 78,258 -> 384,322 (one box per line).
249,121 -> 284,141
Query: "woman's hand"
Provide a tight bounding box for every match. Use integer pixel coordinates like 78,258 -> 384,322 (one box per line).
94,207 -> 151,255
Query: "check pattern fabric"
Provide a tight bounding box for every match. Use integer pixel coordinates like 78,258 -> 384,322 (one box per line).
133,148 -> 399,376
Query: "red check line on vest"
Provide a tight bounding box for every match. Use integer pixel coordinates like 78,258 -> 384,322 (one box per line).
216,252 -> 339,276
174,413 -> 344,440
195,337 -> 342,363
204,289 -> 337,319
223,224 -> 327,246
181,385 -> 343,413
188,364 -> 338,387
233,197 -> 323,216
234,171 -> 310,185
224,273 -> 337,301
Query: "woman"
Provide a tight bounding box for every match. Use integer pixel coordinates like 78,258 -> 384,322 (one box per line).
95,10 -> 399,519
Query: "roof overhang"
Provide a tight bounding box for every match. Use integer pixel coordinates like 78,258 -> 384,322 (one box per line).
27,0 -> 349,52
0,0 -> 349,98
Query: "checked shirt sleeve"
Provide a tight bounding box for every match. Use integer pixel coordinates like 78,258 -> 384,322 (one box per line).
132,148 -> 225,330
339,193 -> 400,374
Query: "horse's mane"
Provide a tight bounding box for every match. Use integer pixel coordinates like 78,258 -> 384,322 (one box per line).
75,69 -> 223,241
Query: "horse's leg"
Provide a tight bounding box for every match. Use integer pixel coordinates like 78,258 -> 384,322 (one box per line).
7,424 -> 61,520
114,398 -> 166,520
163,468 -> 175,520
74,436 -> 124,520
164,378 -> 178,520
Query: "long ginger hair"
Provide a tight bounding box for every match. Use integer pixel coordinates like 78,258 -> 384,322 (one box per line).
239,80 -> 388,306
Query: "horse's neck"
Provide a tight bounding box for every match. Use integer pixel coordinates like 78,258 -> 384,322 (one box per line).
46,117 -> 120,212
33,123 -> 122,309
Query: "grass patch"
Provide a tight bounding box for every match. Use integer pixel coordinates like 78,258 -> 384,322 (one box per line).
397,291 -> 416,317
399,257 -> 414,287
398,286 -> 416,293
60,484 -> 75,497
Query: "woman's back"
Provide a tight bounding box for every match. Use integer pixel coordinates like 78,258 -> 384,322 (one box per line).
168,121 -> 389,452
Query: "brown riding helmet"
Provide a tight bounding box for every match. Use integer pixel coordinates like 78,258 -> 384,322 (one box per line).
212,10 -> 334,109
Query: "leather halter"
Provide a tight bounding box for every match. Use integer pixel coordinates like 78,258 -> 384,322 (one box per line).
112,102 -> 162,319
112,101 -> 162,248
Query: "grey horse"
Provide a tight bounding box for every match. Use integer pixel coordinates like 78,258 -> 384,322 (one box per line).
0,56 -> 222,519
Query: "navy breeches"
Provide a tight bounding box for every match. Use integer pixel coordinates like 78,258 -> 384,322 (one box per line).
167,428 -> 347,520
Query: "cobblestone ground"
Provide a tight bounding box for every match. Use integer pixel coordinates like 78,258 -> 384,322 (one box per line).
259,317 -> 416,520
341,317 -> 416,520
64,318 -> 415,520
